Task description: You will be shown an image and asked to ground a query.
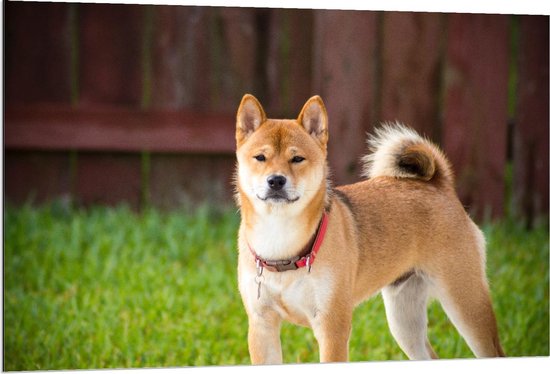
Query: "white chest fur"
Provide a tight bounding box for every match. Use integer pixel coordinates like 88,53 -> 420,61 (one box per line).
247,213 -> 314,261
240,264 -> 334,327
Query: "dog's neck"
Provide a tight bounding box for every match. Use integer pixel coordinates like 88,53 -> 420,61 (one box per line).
243,194 -> 327,261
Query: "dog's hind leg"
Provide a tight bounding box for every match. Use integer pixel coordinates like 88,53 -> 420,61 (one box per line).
431,269 -> 505,358
381,273 -> 438,360
429,226 -> 505,358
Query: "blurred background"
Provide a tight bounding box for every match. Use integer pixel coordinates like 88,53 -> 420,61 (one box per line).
4,1 -> 549,224
3,3 -> 549,369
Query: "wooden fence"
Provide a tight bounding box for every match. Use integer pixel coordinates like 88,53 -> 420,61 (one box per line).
4,2 -> 549,223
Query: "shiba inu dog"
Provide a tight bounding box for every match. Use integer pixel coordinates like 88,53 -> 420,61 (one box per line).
234,94 -> 504,364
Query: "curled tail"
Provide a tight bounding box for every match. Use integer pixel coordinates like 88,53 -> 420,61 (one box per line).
362,123 -> 454,186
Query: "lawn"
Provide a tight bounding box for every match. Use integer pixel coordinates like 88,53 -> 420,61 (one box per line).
3,203 -> 549,370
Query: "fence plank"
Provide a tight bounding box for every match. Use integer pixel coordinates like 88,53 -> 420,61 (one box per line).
213,7 -> 260,112
76,153 -> 142,208
5,1 -> 72,104
78,3 -> 144,106
442,14 -> 510,220
513,15 -> 549,225
379,12 -> 445,140
5,151 -> 73,205
312,9 -> 378,184
149,155 -> 236,210
266,9 -> 314,118
150,6 -> 214,110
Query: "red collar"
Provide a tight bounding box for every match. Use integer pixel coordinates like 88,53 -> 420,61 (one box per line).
248,211 -> 329,272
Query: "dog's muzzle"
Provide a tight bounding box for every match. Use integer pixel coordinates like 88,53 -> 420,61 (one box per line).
257,174 -> 299,202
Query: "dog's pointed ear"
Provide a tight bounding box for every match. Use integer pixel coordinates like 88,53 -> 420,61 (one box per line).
236,94 -> 267,146
298,96 -> 328,146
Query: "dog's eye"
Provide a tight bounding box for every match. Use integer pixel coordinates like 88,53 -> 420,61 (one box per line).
291,156 -> 305,163
254,154 -> 266,162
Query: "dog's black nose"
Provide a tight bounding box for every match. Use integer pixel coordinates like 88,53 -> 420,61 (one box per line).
267,175 -> 287,191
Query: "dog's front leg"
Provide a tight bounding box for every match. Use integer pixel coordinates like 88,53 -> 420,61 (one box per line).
247,311 -> 283,365
312,312 -> 352,362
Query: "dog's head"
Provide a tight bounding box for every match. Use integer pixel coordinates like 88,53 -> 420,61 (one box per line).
235,94 -> 329,212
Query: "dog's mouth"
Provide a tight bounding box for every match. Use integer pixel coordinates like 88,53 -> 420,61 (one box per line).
257,192 -> 299,203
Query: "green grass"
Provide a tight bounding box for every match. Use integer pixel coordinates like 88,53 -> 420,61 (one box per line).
3,204 -> 549,370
